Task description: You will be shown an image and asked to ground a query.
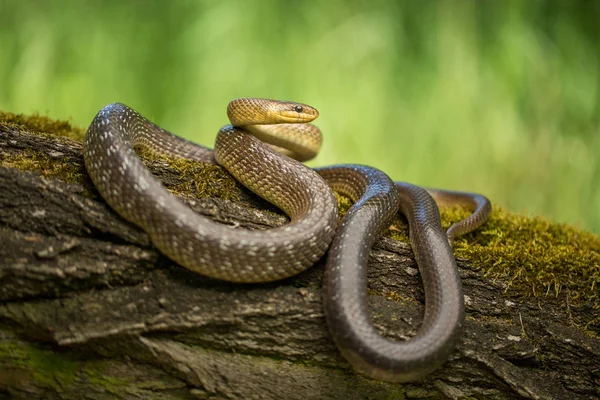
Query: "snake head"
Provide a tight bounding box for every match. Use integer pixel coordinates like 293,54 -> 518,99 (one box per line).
276,101 -> 319,123
228,98 -> 319,125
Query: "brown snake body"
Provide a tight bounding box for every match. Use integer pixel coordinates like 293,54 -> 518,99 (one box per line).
83,98 -> 491,382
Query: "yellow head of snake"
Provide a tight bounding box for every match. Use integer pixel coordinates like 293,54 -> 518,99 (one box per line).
227,98 -> 319,126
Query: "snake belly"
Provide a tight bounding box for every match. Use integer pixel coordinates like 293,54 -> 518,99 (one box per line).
84,99 -> 491,382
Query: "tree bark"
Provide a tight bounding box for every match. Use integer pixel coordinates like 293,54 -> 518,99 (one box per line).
0,120 -> 598,400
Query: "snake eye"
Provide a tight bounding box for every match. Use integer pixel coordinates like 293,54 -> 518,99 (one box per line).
294,105 -> 303,113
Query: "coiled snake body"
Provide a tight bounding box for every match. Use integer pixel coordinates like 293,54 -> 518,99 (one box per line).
84,98 -> 491,382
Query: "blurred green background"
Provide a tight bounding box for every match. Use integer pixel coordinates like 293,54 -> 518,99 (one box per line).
1,0 -> 598,233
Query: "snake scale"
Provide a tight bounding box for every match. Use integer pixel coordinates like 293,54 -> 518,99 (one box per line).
83,98 -> 491,382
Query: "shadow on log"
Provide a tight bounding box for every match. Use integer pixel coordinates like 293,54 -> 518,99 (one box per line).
0,114 -> 599,399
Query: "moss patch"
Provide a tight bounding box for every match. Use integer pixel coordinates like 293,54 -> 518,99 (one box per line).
1,148 -> 87,184
136,149 -> 243,202
451,206 -> 598,317
0,338 -> 79,390
0,333 -> 179,396
0,110 -> 84,140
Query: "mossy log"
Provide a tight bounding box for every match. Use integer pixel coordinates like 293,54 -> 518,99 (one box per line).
0,112 -> 599,400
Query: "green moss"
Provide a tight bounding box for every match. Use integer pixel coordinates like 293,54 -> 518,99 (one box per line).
0,339 -> 79,389
383,290 -> 416,305
0,111 -> 90,186
0,110 -> 84,140
0,334 -> 162,395
450,206 -> 599,320
1,148 -> 88,184
137,150 -> 243,202
387,216 -> 411,243
82,365 -> 132,394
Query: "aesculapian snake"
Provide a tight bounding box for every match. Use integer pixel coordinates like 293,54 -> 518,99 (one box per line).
83,98 -> 491,382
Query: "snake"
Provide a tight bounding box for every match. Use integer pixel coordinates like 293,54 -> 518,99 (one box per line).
83,98 -> 491,382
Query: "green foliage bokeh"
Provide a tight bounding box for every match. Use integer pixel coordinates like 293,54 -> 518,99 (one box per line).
0,0 -> 598,233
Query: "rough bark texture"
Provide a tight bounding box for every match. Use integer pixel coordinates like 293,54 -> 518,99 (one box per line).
0,121 -> 599,400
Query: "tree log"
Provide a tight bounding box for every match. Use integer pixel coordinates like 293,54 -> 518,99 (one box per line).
0,116 -> 598,400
